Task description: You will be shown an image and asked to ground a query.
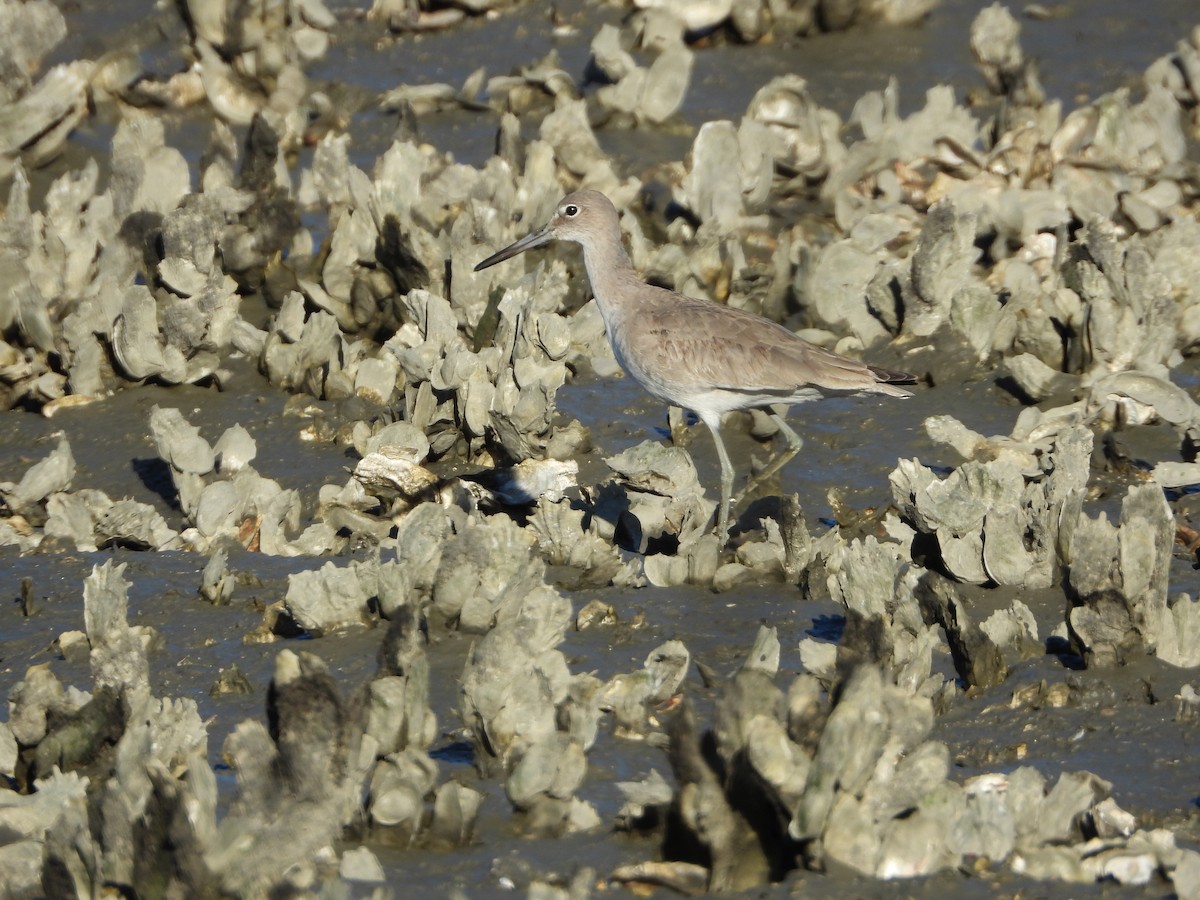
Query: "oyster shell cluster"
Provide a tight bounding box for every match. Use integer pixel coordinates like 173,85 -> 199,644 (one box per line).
3,0 -> 1200,896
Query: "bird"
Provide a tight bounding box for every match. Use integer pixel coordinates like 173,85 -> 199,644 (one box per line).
474,190 -> 914,540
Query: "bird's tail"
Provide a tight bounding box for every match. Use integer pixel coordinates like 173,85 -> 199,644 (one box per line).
869,364 -> 917,385
869,364 -> 917,398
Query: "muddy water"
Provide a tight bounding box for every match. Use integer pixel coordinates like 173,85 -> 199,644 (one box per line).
5,0 -> 1200,895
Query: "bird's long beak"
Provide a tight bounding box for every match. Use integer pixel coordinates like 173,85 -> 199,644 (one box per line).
474,226 -> 554,271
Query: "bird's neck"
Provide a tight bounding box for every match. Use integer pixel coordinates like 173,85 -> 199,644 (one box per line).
580,235 -> 638,326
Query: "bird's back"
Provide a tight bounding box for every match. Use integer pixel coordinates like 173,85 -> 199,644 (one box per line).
602,285 -> 912,419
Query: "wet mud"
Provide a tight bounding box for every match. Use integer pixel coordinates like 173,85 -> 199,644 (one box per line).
3,0 -> 1200,897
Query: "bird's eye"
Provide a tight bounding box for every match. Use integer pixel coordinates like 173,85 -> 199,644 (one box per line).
564,204 -> 579,217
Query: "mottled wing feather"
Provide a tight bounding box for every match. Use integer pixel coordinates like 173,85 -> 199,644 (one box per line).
631,295 -> 910,397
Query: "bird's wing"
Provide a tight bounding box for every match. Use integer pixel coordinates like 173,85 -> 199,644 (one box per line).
631,297 -> 907,396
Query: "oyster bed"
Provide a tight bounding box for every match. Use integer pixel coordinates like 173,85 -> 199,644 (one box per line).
2,0 -> 1200,896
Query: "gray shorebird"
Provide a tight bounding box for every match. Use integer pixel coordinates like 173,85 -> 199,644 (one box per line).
474,190 -> 914,539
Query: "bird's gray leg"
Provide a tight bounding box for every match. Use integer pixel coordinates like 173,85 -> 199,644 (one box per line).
707,422 -> 735,539
734,411 -> 803,507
